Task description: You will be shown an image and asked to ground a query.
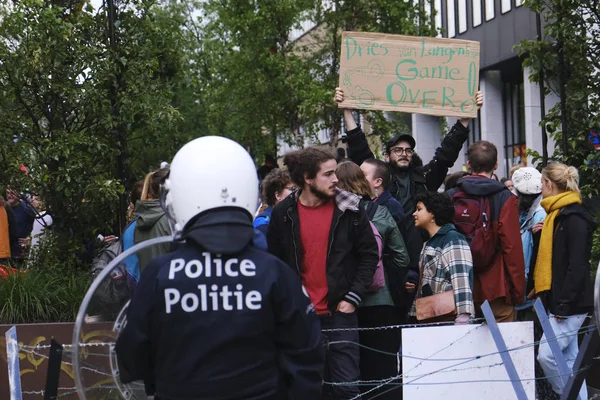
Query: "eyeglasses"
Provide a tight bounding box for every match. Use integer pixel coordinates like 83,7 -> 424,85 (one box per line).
389,147 -> 414,156
284,186 -> 297,192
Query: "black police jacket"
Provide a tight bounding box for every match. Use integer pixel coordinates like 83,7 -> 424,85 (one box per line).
115,209 -> 324,400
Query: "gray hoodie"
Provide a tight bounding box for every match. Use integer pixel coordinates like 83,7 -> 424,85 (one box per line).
134,199 -> 172,271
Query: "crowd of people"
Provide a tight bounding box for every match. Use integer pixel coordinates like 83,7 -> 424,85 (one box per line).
2,85 -> 596,400
0,188 -> 51,268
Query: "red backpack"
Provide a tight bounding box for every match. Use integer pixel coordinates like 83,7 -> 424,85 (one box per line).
451,189 -> 498,269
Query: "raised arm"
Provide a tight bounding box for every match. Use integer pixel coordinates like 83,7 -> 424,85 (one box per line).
334,88 -> 375,165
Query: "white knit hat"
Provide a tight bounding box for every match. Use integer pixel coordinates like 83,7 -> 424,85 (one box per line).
512,167 -> 542,195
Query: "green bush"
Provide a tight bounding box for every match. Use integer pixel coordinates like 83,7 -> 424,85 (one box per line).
0,267 -> 90,324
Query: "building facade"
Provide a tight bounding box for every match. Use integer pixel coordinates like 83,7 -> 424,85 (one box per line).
415,0 -> 559,178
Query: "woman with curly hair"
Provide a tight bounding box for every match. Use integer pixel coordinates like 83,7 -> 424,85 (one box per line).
408,191 -> 474,324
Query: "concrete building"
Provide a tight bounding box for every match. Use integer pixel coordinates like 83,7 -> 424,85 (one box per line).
416,0 -> 559,178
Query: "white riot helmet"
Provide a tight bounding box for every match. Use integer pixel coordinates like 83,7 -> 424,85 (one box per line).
163,136 -> 259,233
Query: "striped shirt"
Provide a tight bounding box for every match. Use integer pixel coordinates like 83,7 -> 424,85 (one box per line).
409,224 -> 475,317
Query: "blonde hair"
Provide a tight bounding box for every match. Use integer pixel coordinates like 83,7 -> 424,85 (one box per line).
336,161 -> 373,198
509,164 -> 524,179
542,162 -> 580,194
140,167 -> 170,200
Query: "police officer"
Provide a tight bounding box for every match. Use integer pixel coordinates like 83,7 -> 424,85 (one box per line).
115,136 -> 324,399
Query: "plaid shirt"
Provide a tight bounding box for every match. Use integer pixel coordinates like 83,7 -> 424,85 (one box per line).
409,224 -> 475,317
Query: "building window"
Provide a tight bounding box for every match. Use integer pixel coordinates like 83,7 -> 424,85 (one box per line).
515,0 -> 523,6
435,0 -> 443,36
501,0 -> 511,13
485,0 -> 495,21
458,0 -> 467,33
473,0 -> 483,27
503,82 -> 527,173
447,0 -> 456,37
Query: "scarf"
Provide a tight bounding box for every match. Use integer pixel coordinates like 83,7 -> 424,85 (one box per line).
534,191 -> 581,293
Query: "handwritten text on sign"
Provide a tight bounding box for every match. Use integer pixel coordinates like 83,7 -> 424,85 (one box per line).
338,32 -> 480,118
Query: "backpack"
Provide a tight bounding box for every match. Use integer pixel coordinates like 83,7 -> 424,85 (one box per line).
451,188 -> 498,269
90,240 -> 132,316
363,201 -> 385,292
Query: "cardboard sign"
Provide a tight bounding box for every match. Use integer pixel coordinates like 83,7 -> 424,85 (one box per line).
338,32 -> 480,118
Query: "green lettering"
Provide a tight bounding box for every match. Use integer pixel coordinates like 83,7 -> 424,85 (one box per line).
409,89 -> 421,104
430,66 -> 442,80
419,68 -> 430,79
345,37 -> 359,60
449,68 -> 461,80
442,87 -> 456,107
422,90 -> 437,108
461,98 -> 476,113
386,81 -> 407,105
468,62 -> 477,96
395,59 -> 418,81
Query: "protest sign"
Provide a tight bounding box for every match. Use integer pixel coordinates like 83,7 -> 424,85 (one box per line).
338,31 -> 480,118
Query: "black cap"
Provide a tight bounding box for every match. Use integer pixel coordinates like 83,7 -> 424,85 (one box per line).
385,134 -> 416,153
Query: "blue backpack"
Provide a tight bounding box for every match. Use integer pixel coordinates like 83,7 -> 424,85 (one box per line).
121,219 -> 141,286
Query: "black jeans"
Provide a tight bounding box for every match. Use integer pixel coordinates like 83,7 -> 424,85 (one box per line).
357,306 -> 403,400
319,311 -> 361,400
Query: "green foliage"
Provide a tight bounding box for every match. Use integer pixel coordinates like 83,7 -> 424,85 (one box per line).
193,0 -> 437,155
0,0 -> 190,247
519,0 -> 600,269
519,0 -> 600,196
0,267 -> 89,324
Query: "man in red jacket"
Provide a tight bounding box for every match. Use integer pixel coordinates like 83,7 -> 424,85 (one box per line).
449,141 -> 525,322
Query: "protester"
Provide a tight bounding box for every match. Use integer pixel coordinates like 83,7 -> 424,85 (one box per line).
29,196 -> 53,250
6,188 -> 35,263
267,146 -> 379,399
360,158 -> 404,227
336,147 -> 349,162
336,160 -> 409,399
511,167 -> 546,319
360,158 -> 417,316
509,164 -> 524,179
444,171 -> 470,192
501,177 -> 514,192
134,168 -> 172,272
127,180 -> 144,220
0,196 -> 15,263
257,154 -> 278,181
122,180 -> 145,285
448,141 -> 525,322
254,168 -> 296,236
116,136 -> 323,399
334,88 -> 483,315
408,191 -> 474,324
536,163 -> 596,400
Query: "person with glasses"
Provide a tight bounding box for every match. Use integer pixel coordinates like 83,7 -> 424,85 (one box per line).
334,88 -> 483,320
254,168 -> 296,236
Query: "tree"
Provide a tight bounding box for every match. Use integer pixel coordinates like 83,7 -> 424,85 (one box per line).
519,0 -> 600,268
192,0 -> 438,157
519,0 -> 600,197
0,0 -> 189,254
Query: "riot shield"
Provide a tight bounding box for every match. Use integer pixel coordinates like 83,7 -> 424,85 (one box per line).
71,236 -> 173,400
